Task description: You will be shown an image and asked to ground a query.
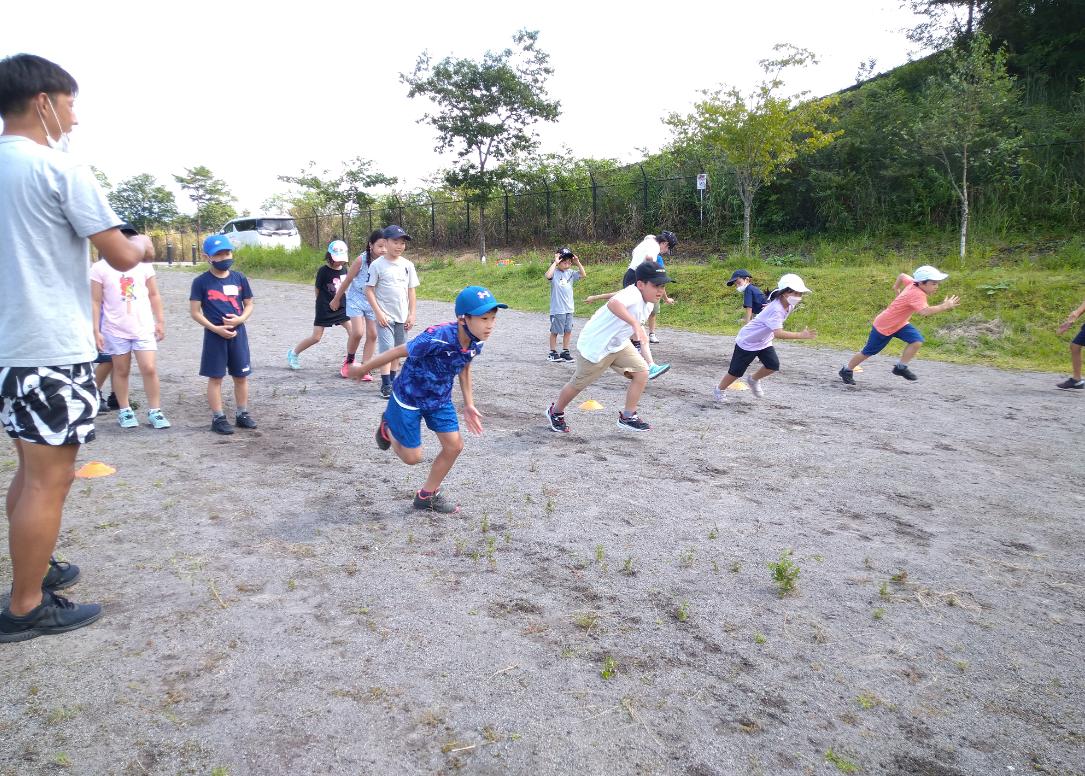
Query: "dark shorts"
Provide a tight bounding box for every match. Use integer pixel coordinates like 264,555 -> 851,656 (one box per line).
1073,324 -> 1085,347
0,363 -> 98,446
385,393 -> 459,449
315,305 -> 350,328
94,351 -> 112,364
727,344 -> 780,377
860,323 -> 925,357
200,327 -> 252,379
622,268 -> 637,288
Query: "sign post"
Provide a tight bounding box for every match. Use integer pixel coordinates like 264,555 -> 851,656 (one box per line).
696,174 -> 708,224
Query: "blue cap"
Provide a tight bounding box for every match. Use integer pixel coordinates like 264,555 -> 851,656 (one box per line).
455,286 -> 508,317
382,224 -> 412,241
203,234 -> 233,257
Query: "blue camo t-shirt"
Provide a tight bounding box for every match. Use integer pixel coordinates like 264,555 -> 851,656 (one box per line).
189,270 -> 254,326
743,284 -> 767,315
393,322 -> 481,411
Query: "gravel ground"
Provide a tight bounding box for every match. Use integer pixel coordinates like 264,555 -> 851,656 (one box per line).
1,269 -> 1082,776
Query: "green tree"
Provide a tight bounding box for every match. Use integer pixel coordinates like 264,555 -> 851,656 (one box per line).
172,166 -> 237,236
913,32 -> 1020,257
90,166 -> 111,192
905,1 -> 988,50
277,157 -> 397,217
108,174 -> 179,231
403,28 -> 561,260
667,45 -> 841,253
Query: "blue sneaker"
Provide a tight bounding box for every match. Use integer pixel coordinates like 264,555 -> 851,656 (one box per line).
648,363 -> 671,380
286,349 -> 301,370
117,408 -> 138,428
147,409 -> 171,429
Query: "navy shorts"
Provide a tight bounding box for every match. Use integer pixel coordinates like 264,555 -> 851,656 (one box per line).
1073,324 -> 1085,347
727,344 -> 780,377
200,327 -> 252,378
94,351 -> 112,365
385,393 -> 459,449
861,323 -> 924,357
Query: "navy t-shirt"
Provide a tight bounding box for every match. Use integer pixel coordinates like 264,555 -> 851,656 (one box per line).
743,284 -> 767,315
393,321 -> 482,411
189,270 -> 254,326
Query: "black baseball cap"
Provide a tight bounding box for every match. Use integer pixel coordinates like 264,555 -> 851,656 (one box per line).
382,224 -> 412,240
726,269 -> 752,286
634,261 -> 674,285
558,246 -> 575,259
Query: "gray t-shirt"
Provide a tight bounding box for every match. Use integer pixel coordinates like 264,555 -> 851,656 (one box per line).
549,268 -> 581,315
0,136 -> 121,367
365,256 -> 419,323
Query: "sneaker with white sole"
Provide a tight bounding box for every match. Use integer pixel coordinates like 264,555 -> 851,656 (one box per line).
560,350 -> 574,362
648,333 -> 660,344
617,410 -> 650,432
748,376 -> 764,398
117,408 -> 138,428
286,349 -> 301,370
1056,377 -> 1084,390
547,351 -> 562,363
648,363 -> 671,380
147,409 -> 171,429
546,403 -> 569,433
713,387 -> 728,403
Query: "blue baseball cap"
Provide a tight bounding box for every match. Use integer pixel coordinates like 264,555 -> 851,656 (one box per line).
382,224 -> 412,241
455,286 -> 508,317
203,234 -> 233,257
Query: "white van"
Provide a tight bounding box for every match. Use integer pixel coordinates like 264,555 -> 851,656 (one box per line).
220,215 -> 301,250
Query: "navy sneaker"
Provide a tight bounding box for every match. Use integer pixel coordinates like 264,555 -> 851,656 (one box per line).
235,411 -> 257,429
839,367 -> 856,385
42,557 -> 80,591
892,364 -> 919,381
211,416 -> 234,435
0,591 -> 102,643
617,410 -> 650,432
546,403 -> 569,433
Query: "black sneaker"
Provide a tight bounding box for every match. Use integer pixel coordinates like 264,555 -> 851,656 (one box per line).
892,364 -> 918,381
211,415 -> 234,435
375,413 -> 391,451
235,411 -> 257,429
547,351 -> 562,363
560,350 -> 574,362
380,383 -> 392,399
546,403 -> 569,433
1056,378 -> 1085,390
42,557 -> 80,591
413,489 -> 460,514
617,410 -> 650,432
0,590 -> 102,643
839,367 -> 856,385
106,392 -> 120,411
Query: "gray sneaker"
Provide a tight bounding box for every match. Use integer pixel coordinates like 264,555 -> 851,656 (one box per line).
0,591 -> 102,643
1056,378 -> 1084,390
413,489 -> 460,514
839,367 -> 856,385
892,364 -> 918,381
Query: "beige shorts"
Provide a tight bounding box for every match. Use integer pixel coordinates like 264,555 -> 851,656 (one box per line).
570,341 -> 648,390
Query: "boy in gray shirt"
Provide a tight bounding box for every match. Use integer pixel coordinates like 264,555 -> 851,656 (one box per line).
545,247 -> 586,362
365,225 -> 420,398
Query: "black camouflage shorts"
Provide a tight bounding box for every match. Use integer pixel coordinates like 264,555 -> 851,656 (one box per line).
0,363 -> 99,446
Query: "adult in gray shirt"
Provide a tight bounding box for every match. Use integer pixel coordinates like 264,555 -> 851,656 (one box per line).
0,54 -> 153,642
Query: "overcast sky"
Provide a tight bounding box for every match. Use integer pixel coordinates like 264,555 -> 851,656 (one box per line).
3,0 -> 928,216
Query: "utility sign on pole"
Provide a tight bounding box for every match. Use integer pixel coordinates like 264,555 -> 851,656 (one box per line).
696,174 -> 707,223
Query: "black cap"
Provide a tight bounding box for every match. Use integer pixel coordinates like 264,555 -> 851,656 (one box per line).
657,230 -> 677,249
634,261 -> 674,285
382,224 -> 412,241
118,223 -> 139,236
557,247 -> 575,259
726,269 -> 752,286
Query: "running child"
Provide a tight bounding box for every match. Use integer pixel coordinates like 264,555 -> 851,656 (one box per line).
546,262 -> 674,434
90,224 -> 169,428
366,225 -> 419,398
545,246 -> 586,362
714,274 -> 816,402
350,285 -> 507,514
624,231 -> 677,343
1056,296 -> 1085,390
286,240 -> 352,374
726,269 -> 768,324
839,266 -> 960,385
329,230 -> 385,380
189,235 -> 257,435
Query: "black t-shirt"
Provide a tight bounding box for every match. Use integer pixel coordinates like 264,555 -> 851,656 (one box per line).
314,264 -> 348,326
744,284 -> 767,315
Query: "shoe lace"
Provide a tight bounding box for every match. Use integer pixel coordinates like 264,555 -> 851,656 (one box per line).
43,590 -> 75,610
48,558 -> 70,573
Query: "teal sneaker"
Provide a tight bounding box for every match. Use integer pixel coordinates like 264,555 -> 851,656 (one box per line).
147,409 -> 171,429
117,408 -> 138,428
648,363 -> 671,380
286,349 -> 301,370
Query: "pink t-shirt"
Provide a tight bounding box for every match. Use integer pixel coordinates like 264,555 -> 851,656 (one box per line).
90,260 -> 156,339
735,297 -> 792,351
872,284 -> 927,335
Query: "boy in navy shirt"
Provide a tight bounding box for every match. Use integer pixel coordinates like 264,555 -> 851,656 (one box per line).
189,235 -> 257,435
349,285 -> 507,514
726,269 -> 767,324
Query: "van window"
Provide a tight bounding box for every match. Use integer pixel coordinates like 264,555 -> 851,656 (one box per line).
257,218 -> 296,233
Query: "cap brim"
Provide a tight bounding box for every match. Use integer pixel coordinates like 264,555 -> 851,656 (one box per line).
464,302 -> 509,316
725,279 -> 737,286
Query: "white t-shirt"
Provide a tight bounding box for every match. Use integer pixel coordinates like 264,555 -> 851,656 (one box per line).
735,297 -> 793,351
0,136 -> 121,366
576,284 -> 646,363
628,235 -> 661,271
366,256 -> 419,322
90,260 -> 157,340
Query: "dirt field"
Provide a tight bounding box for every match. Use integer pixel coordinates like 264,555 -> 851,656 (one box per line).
1,269 -> 1082,776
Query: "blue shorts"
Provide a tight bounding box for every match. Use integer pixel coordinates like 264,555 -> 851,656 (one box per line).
861,323 -> 924,357
345,289 -> 375,321
384,393 -> 459,449
1073,324 -> 1085,347
200,327 -> 252,379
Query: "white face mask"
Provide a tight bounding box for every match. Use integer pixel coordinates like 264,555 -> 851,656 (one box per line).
734,282 -> 747,292
37,98 -> 71,153
787,295 -> 803,308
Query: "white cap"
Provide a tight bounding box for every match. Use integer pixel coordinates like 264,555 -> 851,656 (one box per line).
777,273 -> 812,293
328,240 -> 349,261
913,265 -> 948,282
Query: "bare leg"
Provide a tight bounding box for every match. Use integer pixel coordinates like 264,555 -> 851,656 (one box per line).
562,331 -> 572,350
647,308 -> 658,335
899,341 -> 923,365
717,373 -> 740,390
422,431 -> 464,493
750,366 -> 777,381
233,376 -> 249,409
207,377 -> 224,414
554,381 -> 583,413
94,361 -> 112,390
846,352 -> 870,370
361,319 -> 377,364
549,332 -> 557,351
293,327 -> 324,355
133,350 -> 161,408
346,316 -> 365,355
1071,343 -> 1082,380
623,370 -> 649,415
111,352 -> 133,407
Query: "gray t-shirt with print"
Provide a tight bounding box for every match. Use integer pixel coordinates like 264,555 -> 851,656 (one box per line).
365,256 -> 420,323
0,136 -> 121,367
549,268 -> 581,315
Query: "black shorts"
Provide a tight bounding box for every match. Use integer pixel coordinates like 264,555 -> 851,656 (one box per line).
1073,324 -> 1085,347
0,363 -> 98,446
622,268 -> 637,288
727,344 -> 780,377
200,327 -> 252,379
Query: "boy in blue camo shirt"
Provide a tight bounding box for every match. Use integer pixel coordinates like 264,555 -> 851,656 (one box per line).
349,285 -> 507,514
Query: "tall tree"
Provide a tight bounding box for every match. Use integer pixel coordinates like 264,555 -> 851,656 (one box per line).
913,32 -> 1020,257
905,0 -> 988,50
173,166 -> 236,236
278,157 -> 397,216
108,174 -> 179,231
667,45 -> 842,253
403,29 -> 561,260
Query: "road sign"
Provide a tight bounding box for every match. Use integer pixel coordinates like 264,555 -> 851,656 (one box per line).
696,174 -> 708,190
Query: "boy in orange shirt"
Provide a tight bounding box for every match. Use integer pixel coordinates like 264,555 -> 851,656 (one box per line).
839,266 -> 960,384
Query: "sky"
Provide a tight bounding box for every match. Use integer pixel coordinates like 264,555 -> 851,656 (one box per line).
2,0 -> 929,218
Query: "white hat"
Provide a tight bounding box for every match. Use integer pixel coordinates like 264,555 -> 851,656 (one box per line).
328,240 -> 349,261
913,265 -> 948,282
777,273 -> 811,293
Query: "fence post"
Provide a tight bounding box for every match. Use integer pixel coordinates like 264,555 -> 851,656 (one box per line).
166,241 -> 173,266
465,200 -> 470,243
588,168 -> 598,237
544,179 -> 552,233
316,215 -> 321,250
341,211 -> 346,242
503,187 -> 510,245
639,163 -> 648,221
191,244 -> 197,265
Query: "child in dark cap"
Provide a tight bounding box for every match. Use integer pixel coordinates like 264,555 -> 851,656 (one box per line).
726,269 -> 767,324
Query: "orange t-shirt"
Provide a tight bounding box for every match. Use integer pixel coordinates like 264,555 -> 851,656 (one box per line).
872,284 -> 927,335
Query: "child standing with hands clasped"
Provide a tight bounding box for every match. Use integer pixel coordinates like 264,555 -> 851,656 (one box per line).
546,246 -> 586,362
1056,296 -> 1085,389
286,240 -> 352,374
366,225 -> 419,398
189,235 -> 257,435
350,285 -> 507,514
